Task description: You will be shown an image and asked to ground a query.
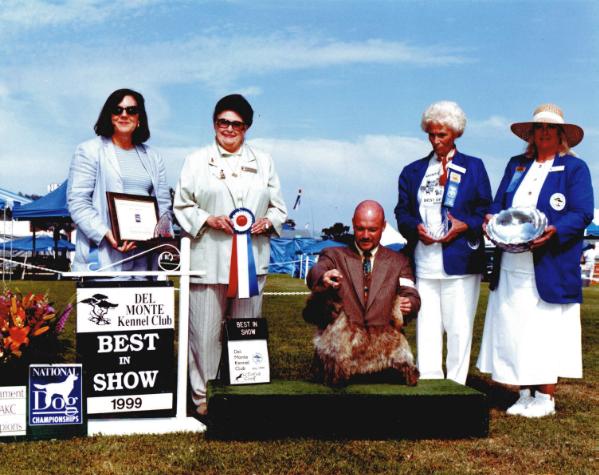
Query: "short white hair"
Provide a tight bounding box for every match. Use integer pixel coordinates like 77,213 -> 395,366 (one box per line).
421,101 -> 467,137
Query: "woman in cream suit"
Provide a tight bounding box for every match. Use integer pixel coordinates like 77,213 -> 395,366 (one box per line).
174,94 -> 287,416
67,88 -> 171,274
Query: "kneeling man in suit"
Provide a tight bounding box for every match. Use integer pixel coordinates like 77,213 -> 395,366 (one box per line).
304,200 -> 421,385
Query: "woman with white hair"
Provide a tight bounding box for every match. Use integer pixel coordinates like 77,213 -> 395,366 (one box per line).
477,104 -> 593,417
395,101 -> 492,385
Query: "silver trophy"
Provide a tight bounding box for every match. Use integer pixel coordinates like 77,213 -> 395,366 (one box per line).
423,207 -> 449,240
486,207 -> 548,253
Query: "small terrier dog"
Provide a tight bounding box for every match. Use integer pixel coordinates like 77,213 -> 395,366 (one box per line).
303,290 -> 419,386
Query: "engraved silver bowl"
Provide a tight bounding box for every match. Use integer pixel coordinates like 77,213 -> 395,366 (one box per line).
487,207 -> 548,253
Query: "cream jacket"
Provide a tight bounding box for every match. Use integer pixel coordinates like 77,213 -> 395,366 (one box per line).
174,142 -> 287,284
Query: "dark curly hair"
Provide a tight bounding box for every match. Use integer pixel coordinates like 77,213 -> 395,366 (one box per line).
94,88 -> 150,144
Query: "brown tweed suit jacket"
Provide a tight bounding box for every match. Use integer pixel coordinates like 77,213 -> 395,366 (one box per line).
306,245 -> 420,327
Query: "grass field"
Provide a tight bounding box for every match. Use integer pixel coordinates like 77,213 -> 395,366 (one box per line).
0,275 -> 597,474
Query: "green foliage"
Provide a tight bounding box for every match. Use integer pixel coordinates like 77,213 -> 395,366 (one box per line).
0,276 -> 597,474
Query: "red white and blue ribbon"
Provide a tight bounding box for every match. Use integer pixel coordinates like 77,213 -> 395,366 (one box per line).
227,208 -> 259,299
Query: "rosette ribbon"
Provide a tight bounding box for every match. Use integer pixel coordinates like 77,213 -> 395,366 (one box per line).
227,208 -> 259,299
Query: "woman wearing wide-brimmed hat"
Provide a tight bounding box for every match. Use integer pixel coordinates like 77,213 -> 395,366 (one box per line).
477,104 -> 594,418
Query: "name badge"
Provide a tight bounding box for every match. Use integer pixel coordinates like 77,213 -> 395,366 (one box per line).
443,171 -> 461,208
550,165 -> 565,172
506,165 -> 527,193
447,162 -> 466,174
241,166 -> 257,173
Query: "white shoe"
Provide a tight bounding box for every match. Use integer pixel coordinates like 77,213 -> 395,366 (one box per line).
522,392 -> 555,418
506,389 -> 534,416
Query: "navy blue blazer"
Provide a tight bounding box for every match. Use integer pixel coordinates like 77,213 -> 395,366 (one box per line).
489,153 -> 594,304
395,151 -> 492,275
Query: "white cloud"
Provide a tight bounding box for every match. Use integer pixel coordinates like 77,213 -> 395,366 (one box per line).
250,135 -> 430,230
468,115 -> 511,136
0,0 -> 159,29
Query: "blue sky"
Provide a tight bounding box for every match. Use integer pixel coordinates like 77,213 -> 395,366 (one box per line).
1,0 -> 598,234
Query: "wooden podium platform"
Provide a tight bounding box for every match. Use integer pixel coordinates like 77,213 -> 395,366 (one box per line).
206,379 -> 488,440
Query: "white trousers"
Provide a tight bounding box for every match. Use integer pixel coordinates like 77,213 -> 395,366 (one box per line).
188,276 -> 266,406
416,274 -> 481,384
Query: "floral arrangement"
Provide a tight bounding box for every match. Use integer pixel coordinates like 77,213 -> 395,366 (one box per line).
0,289 -> 72,364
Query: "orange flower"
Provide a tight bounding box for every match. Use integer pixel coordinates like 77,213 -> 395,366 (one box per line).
5,325 -> 30,352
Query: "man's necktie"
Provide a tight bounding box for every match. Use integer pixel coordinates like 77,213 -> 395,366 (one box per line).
363,251 -> 372,301
363,251 -> 372,274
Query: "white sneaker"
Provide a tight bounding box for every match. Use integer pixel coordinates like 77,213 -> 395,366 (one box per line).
522,392 -> 555,418
506,389 -> 535,416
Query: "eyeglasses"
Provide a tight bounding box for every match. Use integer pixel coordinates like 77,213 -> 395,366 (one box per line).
533,123 -> 559,131
215,118 -> 246,131
112,106 -> 139,116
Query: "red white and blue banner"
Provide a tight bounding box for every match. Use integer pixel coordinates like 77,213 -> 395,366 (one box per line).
227,208 -> 259,299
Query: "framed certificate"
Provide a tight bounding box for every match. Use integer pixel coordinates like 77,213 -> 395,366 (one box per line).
106,192 -> 159,243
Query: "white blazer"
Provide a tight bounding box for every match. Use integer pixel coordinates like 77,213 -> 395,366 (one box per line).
67,136 -> 172,272
174,142 -> 287,284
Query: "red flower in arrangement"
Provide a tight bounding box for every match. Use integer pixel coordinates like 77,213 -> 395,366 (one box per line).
5,325 -> 30,354
0,289 -> 69,364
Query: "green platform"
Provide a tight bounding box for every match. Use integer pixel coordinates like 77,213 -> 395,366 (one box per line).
206,379 -> 488,440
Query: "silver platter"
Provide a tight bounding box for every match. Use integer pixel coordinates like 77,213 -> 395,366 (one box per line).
487,207 -> 548,253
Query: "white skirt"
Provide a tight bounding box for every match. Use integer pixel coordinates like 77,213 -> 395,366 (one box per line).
477,261 -> 582,385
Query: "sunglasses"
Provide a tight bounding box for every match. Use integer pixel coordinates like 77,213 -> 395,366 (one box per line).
533,123 -> 559,131
112,106 -> 139,116
215,118 -> 246,131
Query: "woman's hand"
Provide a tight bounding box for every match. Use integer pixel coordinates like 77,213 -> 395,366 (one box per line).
206,215 -> 234,235
251,217 -> 272,235
530,225 -> 557,250
417,223 -> 437,245
437,212 -> 468,244
105,230 -> 137,253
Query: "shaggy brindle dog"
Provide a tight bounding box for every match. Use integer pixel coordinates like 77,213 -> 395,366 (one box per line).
303,289 -> 419,386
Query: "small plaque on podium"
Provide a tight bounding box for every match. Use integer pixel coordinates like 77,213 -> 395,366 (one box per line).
224,319 -> 270,385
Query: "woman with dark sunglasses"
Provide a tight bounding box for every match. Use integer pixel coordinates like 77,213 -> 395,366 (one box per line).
174,94 -> 287,417
67,88 -> 171,274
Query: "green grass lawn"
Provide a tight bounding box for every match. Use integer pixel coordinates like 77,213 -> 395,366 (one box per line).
0,275 -> 597,474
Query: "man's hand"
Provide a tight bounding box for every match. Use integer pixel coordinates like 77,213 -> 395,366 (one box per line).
417,223 -> 437,245
398,296 -> 412,315
530,225 -> 557,250
322,269 -> 343,289
437,212 -> 468,244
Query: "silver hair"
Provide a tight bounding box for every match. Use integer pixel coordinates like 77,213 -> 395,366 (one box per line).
421,101 -> 467,137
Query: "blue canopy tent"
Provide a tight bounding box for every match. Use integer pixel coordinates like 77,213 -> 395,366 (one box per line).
11,180 -> 72,261
0,187 -> 32,210
12,180 -> 69,220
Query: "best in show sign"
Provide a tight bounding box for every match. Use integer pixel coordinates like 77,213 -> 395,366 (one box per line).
224,318 -> 270,385
76,281 -> 175,418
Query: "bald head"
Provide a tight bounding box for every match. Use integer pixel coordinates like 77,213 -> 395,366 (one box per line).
353,200 -> 385,223
352,200 -> 386,252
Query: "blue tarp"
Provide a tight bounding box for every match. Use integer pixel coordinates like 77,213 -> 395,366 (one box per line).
2,236 -> 75,252
586,223 -> 599,238
269,238 -> 351,277
12,180 -> 69,220
268,237 -> 404,277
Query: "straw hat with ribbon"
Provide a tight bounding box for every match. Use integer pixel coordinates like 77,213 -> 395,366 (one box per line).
511,103 -> 584,147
